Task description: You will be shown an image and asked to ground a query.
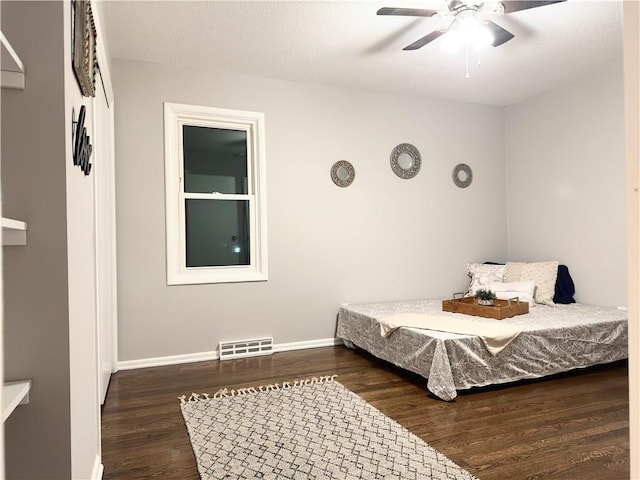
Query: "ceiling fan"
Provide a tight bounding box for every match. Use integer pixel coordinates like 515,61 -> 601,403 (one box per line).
377,0 -> 566,51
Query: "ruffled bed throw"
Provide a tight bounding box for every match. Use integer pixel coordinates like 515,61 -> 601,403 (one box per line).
379,313 -> 524,355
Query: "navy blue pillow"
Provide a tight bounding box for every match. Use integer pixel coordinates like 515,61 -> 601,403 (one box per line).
554,264 -> 576,304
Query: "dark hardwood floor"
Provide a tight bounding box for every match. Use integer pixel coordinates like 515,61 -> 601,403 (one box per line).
101,346 -> 630,479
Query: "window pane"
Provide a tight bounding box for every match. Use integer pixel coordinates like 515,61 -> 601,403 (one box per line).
183,125 -> 248,194
185,199 -> 250,267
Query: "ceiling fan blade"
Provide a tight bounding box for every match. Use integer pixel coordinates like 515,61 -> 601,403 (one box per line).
377,7 -> 443,17
484,20 -> 515,47
499,0 -> 566,14
403,25 -> 450,50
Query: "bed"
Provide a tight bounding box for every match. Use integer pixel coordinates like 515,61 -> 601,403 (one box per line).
336,299 -> 628,401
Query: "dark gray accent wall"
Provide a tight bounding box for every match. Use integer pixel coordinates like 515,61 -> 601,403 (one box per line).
2,2 -> 72,478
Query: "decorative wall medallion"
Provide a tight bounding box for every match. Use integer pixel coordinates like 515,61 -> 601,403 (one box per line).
390,143 -> 421,179
331,160 -> 355,187
72,0 -> 98,97
452,163 -> 473,188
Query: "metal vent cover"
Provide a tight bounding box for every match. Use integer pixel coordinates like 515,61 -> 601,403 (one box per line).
219,337 -> 274,360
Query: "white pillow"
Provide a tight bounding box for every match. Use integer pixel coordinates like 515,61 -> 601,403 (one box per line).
489,281 -> 536,307
505,261 -> 559,306
466,263 -> 506,297
504,262 -> 525,283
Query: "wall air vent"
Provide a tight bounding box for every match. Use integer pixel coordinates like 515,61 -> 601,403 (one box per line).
219,337 -> 274,360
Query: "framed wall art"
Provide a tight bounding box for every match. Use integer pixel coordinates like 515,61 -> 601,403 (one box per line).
72,0 -> 97,97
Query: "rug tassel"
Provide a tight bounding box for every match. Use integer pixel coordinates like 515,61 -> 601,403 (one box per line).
181,375 -> 338,403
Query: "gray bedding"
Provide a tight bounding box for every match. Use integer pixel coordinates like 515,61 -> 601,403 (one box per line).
336,299 -> 628,401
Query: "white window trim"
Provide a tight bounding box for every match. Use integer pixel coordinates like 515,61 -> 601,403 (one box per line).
164,102 -> 268,285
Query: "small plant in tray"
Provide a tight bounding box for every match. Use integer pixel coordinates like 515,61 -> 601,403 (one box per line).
475,288 -> 497,306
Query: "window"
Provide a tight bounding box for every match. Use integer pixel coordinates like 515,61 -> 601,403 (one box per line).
164,103 -> 268,285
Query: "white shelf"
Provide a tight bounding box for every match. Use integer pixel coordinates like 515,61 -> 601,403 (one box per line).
2,217 -> 26,230
2,216 -> 27,245
2,380 -> 31,422
1,31 -> 25,90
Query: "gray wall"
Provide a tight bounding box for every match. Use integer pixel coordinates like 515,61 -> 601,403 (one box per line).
113,59 -> 507,362
2,2 -> 72,478
114,58 -> 628,364
505,62 -> 627,307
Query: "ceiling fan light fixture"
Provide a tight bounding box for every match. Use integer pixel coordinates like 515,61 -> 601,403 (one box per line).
379,0 -> 566,78
440,14 -> 495,52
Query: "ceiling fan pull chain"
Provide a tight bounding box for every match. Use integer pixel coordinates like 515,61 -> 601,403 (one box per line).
465,44 -> 471,79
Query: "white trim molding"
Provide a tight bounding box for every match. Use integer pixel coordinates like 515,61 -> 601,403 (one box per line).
273,338 -> 343,353
117,338 -> 343,371
164,102 -> 268,285
91,455 -> 104,480
118,350 -> 218,370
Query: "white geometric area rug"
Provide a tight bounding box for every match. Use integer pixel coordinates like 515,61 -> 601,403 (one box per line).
179,376 -> 478,480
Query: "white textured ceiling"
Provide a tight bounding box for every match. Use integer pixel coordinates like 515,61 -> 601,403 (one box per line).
99,0 -> 622,106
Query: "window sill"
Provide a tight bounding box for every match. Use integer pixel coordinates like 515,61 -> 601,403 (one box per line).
167,269 -> 268,286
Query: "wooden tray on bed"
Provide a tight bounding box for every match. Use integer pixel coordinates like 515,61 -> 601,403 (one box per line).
442,297 -> 529,320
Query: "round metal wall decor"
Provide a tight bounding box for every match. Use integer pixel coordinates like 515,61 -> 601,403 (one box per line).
330,160 -> 355,187
452,163 -> 473,188
390,143 -> 421,179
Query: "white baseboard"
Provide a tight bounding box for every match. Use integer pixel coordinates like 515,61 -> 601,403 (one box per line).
91,455 -> 103,480
118,350 -> 218,370
117,337 -> 343,371
273,337 -> 342,353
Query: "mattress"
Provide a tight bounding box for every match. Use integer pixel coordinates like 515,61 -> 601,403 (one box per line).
336,299 -> 628,401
